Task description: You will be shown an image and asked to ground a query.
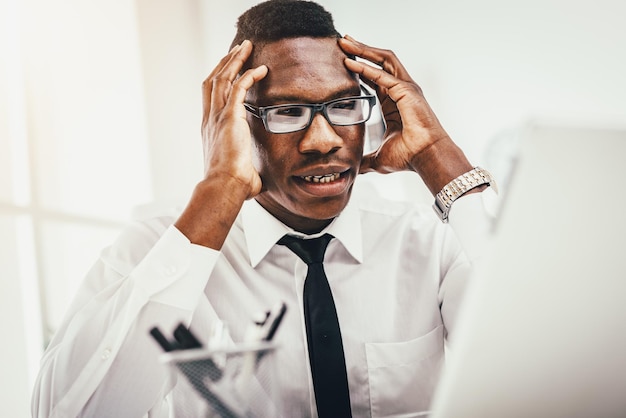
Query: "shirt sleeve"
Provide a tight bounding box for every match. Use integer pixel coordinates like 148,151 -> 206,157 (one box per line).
447,187 -> 498,263
438,187 -> 498,342
31,220 -> 219,418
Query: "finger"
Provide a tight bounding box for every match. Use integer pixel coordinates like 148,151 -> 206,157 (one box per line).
358,76 -> 379,94
208,40 -> 255,115
225,64 -> 269,116
202,43 -> 243,117
344,57 -> 416,99
344,57 -> 401,99
339,35 -> 413,81
359,152 -> 376,174
205,43 -> 243,86
359,151 -> 396,174
346,56 -> 429,138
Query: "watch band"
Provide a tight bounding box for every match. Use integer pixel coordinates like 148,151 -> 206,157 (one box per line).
432,167 -> 495,223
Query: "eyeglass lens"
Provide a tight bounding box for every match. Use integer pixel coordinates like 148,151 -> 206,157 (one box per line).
265,97 -> 371,133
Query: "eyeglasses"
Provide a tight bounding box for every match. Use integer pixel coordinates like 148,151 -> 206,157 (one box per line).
244,86 -> 377,134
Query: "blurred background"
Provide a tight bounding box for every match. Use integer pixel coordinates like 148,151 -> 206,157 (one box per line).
1,0 -> 624,416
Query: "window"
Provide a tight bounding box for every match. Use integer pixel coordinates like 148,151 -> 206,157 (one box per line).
0,2 -> 153,412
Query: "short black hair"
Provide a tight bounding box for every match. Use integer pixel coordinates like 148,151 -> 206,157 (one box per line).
230,0 -> 341,49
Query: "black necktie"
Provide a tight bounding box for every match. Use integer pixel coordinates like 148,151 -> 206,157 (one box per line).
278,234 -> 352,418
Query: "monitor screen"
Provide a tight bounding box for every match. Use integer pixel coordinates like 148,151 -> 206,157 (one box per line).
430,123 -> 626,418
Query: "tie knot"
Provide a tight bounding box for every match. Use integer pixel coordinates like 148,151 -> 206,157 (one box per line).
278,234 -> 333,265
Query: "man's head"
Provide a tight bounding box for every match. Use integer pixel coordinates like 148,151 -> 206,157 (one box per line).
233,1 -> 368,234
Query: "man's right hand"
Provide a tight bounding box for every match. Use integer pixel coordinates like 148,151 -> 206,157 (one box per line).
201,39 -> 267,199
175,40 -> 268,249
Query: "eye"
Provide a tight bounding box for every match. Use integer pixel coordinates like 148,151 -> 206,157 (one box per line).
330,99 -> 357,111
274,106 -> 305,117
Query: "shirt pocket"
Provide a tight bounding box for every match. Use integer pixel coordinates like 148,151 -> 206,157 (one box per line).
365,325 -> 444,418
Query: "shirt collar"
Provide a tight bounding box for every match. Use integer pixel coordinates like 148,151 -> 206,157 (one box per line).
241,197 -> 363,267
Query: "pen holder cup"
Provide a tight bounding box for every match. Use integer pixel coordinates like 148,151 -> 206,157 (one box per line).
161,342 -> 281,418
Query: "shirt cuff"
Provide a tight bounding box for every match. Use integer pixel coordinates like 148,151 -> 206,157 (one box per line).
448,187 -> 498,262
131,225 -> 219,310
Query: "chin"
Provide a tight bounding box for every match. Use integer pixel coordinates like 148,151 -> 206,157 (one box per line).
297,196 -> 349,221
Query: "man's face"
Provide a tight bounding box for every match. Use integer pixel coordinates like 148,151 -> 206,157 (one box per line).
246,37 -> 365,233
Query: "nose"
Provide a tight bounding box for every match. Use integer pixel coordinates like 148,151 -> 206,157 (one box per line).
298,113 -> 344,155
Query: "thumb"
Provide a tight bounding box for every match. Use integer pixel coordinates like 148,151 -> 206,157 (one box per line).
359,152 -> 377,174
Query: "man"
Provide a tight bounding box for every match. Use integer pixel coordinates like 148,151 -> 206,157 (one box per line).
32,0 -> 495,416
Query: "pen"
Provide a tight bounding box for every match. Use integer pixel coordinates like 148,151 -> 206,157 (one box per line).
173,324 -> 203,349
150,327 -> 175,352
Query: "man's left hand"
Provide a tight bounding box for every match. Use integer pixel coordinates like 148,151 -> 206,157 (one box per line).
339,35 -> 474,195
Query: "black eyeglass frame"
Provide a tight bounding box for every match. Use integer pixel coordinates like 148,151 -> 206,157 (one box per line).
243,85 -> 377,134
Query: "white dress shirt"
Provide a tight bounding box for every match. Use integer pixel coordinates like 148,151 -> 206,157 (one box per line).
32,179 -> 494,418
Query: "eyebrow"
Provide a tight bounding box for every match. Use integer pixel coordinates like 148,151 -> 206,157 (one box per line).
259,85 -> 362,106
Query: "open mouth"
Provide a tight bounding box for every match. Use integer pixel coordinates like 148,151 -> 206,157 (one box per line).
300,173 -> 341,183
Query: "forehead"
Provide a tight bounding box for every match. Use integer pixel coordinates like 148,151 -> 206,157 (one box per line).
249,37 -> 359,103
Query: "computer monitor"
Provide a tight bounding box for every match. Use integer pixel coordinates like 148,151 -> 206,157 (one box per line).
430,123 -> 626,418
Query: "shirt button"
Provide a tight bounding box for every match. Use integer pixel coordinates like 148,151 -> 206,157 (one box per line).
164,264 -> 177,276
101,348 -> 112,360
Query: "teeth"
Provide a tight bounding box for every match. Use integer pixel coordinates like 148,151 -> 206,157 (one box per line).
301,173 -> 340,183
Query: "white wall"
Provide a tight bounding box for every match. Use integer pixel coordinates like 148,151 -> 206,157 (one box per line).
135,0 -> 206,203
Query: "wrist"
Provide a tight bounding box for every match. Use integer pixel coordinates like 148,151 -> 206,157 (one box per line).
409,137 -> 474,196
175,175 -> 249,249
